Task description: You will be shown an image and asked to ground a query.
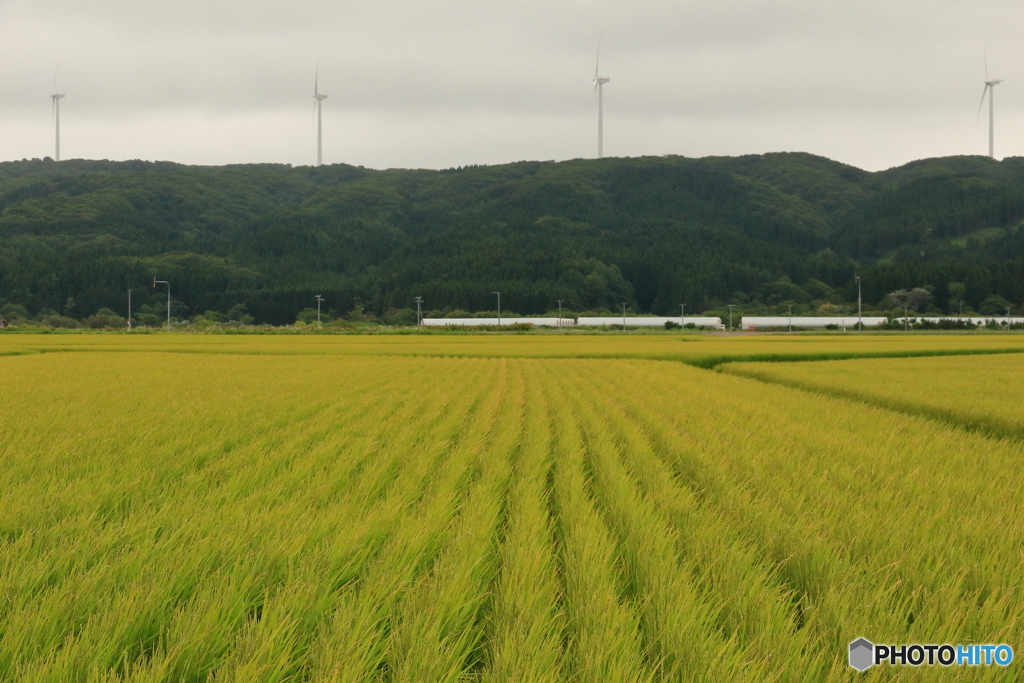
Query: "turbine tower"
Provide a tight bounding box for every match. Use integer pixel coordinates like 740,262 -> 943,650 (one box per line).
977,54 -> 1003,159
51,87 -> 65,162
313,66 -> 327,166
594,41 -> 609,159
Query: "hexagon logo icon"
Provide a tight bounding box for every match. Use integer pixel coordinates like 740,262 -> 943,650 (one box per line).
849,638 -> 874,671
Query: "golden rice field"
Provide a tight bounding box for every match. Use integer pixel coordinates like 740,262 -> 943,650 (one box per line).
5,331 -> 1024,364
723,353 -> 1024,439
1,334 -> 1022,682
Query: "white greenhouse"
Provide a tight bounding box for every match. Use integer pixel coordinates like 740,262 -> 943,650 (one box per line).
422,318 -> 572,327
577,316 -> 724,328
740,316 -> 888,330
420,316 -> 726,328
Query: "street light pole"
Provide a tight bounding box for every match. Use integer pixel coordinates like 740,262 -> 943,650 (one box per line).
315,295 -> 323,328
492,291 -> 501,326
414,297 -> 423,326
153,278 -> 170,329
855,274 -> 862,331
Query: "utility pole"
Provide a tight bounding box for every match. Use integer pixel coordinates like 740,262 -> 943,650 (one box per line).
414,296 -> 423,326
153,278 -> 170,329
680,303 -> 685,328
727,304 -> 734,332
493,291 -> 501,326
621,303 -> 627,329
127,289 -> 132,330
315,295 -> 323,328
788,304 -> 792,333
557,299 -> 563,328
855,274 -> 862,331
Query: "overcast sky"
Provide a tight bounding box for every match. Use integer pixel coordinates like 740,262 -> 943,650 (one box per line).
1,0 -> 1021,172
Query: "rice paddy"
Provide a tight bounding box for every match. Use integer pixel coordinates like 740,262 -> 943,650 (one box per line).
0,334 -> 1021,681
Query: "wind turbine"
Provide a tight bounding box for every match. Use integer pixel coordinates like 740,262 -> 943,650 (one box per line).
51,69 -> 65,162
977,52 -> 1003,159
594,40 -> 610,159
313,64 -> 327,166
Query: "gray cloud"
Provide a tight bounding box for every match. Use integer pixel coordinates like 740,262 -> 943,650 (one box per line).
1,0 -> 1021,170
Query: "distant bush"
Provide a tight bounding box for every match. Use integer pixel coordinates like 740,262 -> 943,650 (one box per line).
296,307 -> 334,325
40,315 -> 79,329
434,323 -> 534,332
1,303 -> 30,323
202,310 -> 227,323
382,308 -> 417,326
85,309 -> 127,329
913,318 -> 978,330
137,313 -> 163,327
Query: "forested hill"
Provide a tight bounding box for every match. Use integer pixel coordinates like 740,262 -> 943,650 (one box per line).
2,152 -> 1024,325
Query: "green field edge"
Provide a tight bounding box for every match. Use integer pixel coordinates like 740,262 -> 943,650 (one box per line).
690,346 -> 1024,369
5,346 -> 1024,366
719,362 -> 1024,443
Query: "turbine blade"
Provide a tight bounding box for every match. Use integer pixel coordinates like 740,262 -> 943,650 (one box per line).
985,47 -> 989,81
977,84 -> 989,121
595,36 -> 601,79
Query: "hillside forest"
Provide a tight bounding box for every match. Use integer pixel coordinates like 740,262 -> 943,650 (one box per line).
2,153 -> 1024,326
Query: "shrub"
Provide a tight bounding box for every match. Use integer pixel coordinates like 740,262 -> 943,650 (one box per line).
40,315 -> 80,329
